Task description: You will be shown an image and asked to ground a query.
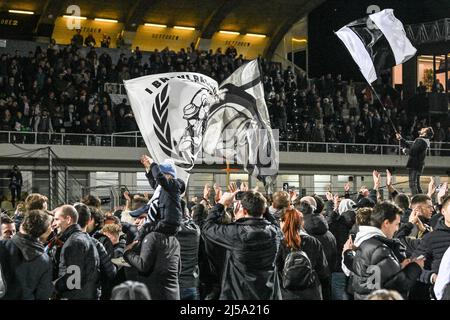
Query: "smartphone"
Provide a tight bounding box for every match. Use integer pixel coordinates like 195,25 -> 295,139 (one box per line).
235,191 -> 245,200
283,183 -> 289,192
415,255 -> 425,260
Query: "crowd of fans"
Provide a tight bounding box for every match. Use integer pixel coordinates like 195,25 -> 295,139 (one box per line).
1,156 -> 450,300
1,42 -> 448,147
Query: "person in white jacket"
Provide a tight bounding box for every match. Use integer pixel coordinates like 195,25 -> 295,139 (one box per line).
434,246 -> 450,300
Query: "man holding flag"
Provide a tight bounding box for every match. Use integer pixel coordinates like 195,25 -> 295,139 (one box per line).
336,8 -> 423,195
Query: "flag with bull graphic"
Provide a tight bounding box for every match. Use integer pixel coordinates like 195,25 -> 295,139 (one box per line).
123,60 -> 279,185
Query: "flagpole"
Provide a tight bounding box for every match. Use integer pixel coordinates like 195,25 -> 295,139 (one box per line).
368,83 -> 399,135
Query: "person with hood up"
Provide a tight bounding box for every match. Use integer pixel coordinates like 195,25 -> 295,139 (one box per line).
0,210 -> 53,299
324,194 -> 356,300
396,127 -> 434,195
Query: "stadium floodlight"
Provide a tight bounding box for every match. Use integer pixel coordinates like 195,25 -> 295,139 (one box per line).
8,10 -> 34,15
144,23 -> 167,28
95,18 -> 118,23
219,30 -> 240,35
246,33 -> 266,38
63,15 -> 87,20
174,25 -> 196,31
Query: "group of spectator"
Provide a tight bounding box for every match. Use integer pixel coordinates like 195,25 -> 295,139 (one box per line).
1,157 -> 450,300
0,42 -> 448,148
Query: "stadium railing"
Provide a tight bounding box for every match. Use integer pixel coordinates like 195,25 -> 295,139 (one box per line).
1,130 -> 450,156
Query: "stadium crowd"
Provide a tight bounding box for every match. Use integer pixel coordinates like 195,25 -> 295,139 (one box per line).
1,156 -> 450,300
0,42 -> 448,147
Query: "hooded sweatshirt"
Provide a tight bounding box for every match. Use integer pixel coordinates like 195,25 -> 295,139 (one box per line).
339,199 -> 356,215
0,233 -> 53,300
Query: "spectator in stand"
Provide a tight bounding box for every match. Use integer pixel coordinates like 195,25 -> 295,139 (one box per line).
71,29 -> 84,48
85,34 -> 96,47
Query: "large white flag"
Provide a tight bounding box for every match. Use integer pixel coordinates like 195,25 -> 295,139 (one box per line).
124,73 -> 219,182
335,9 -> 416,84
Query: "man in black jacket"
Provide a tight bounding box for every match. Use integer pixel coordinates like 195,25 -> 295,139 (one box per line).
411,196 -> 450,298
351,201 -> 424,299
202,190 -> 282,300
0,210 -> 53,300
7,165 -> 22,208
396,127 -> 434,195
74,203 -> 117,300
123,226 -> 181,300
53,205 -> 100,300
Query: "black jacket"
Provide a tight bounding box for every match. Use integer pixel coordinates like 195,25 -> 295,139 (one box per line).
124,231 -> 181,300
0,233 -> 53,300
7,170 -> 22,189
176,218 -> 200,289
55,224 -> 100,300
276,232 -> 330,300
412,218 -> 450,284
303,211 -> 337,277
146,162 -> 186,234
202,204 -> 282,300
400,137 -> 429,172
352,235 -> 422,299
324,201 -> 356,272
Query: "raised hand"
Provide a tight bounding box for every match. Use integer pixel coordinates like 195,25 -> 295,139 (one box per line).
372,170 -> 381,189
240,182 -> 249,192
228,182 -> 238,193
438,182 -> 448,204
344,182 -> 351,193
427,177 -> 436,198
124,191 -> 131,201
386,169 -> 392,186
326,192 -> 333,201
203,183 -> 212,200
219,192 -> 237,208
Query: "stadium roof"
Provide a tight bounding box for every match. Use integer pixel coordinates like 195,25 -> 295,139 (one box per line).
4,0 -> 326,57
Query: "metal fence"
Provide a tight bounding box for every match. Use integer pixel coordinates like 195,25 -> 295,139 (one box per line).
1,130 -> 450,156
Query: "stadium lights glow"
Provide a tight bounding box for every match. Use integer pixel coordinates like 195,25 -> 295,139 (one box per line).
94,18 -> 118,23
144,23 -> 167,28
63,15 -> 87,20
219,30 -> 240,35
292,38 -> 307,43
8,10 -> 34,15
174,26 -> 196,31
246,33 -> 266,38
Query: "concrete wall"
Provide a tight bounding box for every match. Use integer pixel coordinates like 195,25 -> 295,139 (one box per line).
1,143 -> 449,175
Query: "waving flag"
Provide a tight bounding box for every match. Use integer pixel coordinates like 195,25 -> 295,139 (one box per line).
203,60 -> 279,185
124,60 -> 279,184
124,73 -> 219,182
335,9 -> 416,84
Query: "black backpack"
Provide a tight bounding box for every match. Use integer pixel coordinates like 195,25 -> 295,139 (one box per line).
282,248 -> 317,290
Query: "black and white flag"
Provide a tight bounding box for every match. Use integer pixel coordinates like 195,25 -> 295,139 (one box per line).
203,60 -> 279,185
124,60 -> 279,184
335,9 -> 416,84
